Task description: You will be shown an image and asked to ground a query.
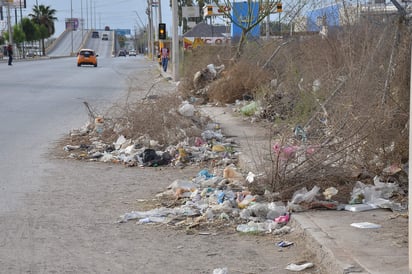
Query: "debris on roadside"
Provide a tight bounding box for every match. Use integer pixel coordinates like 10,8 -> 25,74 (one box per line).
60,98 -> 408,237
285,262 -> 314,272
277,240 -> 294,247
346,176 -> 406,212
350,222 -> 382,229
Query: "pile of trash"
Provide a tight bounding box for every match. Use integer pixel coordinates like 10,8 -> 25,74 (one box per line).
62,100 -> 408,235
118,163 -> 407,234
63,102 -> 238,168
119,165 -> 295,235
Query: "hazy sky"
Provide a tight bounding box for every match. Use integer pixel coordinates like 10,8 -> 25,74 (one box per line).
11,0 -> 172,37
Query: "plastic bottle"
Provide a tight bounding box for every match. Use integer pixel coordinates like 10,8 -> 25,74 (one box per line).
236,223 -> 258,233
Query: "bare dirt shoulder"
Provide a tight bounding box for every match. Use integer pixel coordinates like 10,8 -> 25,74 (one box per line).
0,158 -> 323,274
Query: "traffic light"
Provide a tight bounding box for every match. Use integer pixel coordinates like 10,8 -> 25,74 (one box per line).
159,23 -> 166,40
277,2 -> 282,12
207,6 -> 213,16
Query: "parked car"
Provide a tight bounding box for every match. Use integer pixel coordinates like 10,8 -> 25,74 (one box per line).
102,33 -> 109,41
92,31 -> 99,38
129,50 -> 137,56
77,49 -> 98,67
118,50 -> 126,57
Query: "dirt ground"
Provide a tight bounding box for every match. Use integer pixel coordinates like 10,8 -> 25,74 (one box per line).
0,159 -> 325,274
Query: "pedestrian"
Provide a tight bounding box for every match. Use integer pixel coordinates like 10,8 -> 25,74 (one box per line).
7,44 -> 13,66
160,47 -> 169,72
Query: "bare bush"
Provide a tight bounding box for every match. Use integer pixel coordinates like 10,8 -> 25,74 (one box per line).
105,94 -> 209,147
180,16 -> 409,197
261,19 -> 409,194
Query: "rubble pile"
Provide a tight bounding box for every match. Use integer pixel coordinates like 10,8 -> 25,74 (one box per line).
118,162 -> 407,232
62,100 -> 408,236
119,165 -> 294,235
64,117 -> 237,168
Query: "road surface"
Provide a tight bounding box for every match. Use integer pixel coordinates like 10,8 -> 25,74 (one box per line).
47,30 -> 114,57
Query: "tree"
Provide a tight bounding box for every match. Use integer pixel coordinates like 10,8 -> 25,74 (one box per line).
22,17 -> 40,43
3,25 -> 25,44
211,0 -> 281,58
12,25 -> 26,45
28,4 -> 57,56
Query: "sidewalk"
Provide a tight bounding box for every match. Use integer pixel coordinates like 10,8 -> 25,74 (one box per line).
200,105 -> 409,274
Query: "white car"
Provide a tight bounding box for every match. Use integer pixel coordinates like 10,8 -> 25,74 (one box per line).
129,50 -> 137,56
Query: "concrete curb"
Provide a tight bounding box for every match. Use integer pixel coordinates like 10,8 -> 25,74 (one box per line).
292,213 -> 368,274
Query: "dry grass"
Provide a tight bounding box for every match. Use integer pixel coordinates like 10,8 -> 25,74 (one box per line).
178,16 -> 409,198
104,94 -> 209,146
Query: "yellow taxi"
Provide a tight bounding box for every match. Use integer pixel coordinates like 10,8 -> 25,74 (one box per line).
77,49 -> 98,67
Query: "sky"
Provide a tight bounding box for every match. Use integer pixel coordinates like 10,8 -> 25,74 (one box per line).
6,0 -> 172,38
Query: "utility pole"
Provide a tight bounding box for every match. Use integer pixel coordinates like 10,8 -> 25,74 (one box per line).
6,1 -> 12,45
70,0 -> 74,55
90,0 -> 92,29
94,1 -> 96,30
172,0 -> 179,81
81,0 -> 84,40
265,0 -> 270,40
158,0 -> 162,24
19,0 -> 24,58
150,0 -> 154,60
158,0 -> 163,51
146,0 -> 154,60
86,0 -> 88,29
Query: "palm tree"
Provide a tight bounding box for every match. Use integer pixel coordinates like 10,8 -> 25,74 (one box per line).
29,4 -> 57,56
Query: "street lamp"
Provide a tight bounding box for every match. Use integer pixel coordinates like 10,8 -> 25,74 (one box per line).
70,0 -> 73,55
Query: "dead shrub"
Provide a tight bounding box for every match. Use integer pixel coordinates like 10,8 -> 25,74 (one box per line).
105,94 -> 209,147
208,59 -> 271,104
259,18 -> 410,194
179,45 -> 233,99
175,16 -> 409,197
184,20 -> 410,197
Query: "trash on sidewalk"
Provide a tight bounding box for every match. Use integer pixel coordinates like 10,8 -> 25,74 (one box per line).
94,116 -> 104,134
350,222 -> 382,229
323,187 -> 338,200
275,213 -> 290,224
236,220 -> 280,233
344,204 -> 378,212
285,262 -> 314,271
277,240 -> 294,247
347,177 -> 406,212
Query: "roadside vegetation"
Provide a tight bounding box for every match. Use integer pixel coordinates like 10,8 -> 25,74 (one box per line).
178,14 -> 409,201
69,13 -> 408,205
59,3 -> 409,205
2,4 -> 57,56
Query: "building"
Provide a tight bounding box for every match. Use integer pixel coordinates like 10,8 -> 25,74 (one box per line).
183,22 -> 230,49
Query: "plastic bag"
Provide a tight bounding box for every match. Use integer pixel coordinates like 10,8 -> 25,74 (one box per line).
178,102 -> 195,117
240,101 -> 257,116
290,186 -> 320,204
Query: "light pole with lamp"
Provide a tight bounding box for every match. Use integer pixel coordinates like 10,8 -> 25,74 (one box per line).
70,0 -> 73,55
6,0 -> 13,46
81,0 -> 84,41
19,0 -> 24,58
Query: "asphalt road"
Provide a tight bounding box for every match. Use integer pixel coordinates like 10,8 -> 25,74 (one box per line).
0,55 -> 143,213
47,30 -> 114,57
